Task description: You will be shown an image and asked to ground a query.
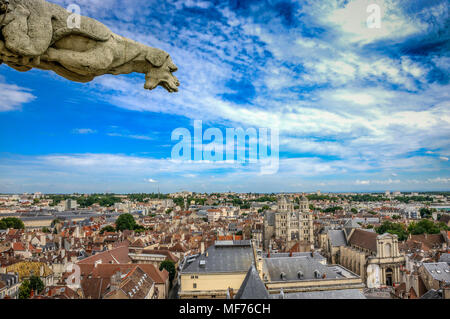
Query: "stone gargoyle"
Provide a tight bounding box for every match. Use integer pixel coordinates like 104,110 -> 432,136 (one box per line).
0,0 -> 179,92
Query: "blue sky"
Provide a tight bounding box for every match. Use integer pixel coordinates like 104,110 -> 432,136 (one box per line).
0,0 -> 449,193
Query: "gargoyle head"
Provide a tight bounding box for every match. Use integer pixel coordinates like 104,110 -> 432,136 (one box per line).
144,51 -> 180,93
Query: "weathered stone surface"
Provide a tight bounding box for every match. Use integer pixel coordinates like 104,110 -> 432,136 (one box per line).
0,0 -> 179,92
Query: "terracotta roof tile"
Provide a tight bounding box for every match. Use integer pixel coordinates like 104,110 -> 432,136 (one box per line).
78,245 -> 130,264
348,229 -> 378,252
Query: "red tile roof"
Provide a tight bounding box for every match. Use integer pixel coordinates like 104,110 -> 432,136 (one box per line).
12,242 -> 26,251
348,229 -> 378,252
89,263 -> 168,284
77,245 -> 130,265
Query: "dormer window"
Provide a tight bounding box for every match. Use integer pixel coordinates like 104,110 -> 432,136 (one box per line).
297,271 -> 304,279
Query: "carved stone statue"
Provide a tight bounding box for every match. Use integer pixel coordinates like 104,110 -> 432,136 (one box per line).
0,0 -> 179,92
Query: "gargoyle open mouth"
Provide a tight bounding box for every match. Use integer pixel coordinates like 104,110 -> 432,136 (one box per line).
144,67 -> 180,92
161,77 -> 180,93
145,77 -> 180,93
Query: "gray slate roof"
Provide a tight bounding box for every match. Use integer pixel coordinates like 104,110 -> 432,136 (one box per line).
263,252 -> 326,263
235,265 -> 269,299
344,219 -> 362,229
328,229 -> 347,247
422,262 -> 450,282
270,289 -> 366,299
420,289 -> 443,299
263,256 -> 342,281
439,253 -> 450,264
181,241 -> 253,274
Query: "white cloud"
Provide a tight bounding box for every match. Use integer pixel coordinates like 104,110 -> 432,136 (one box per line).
426,177 -> 450,184
323,0 -> 425,45
2,0 -> 447,192
0,81 -> 35,112
107,132 -> 153,140
0,153 -> 448,193
73,128 -> 97,134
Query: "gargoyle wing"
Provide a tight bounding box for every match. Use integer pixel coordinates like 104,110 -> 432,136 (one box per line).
52,16 -> 112,44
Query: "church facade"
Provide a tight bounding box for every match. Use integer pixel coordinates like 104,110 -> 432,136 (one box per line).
321,224 -> 405,288
263,196 -> 314,251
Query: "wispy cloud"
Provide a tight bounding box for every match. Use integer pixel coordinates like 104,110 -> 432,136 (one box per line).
0,78 -> 35,112
107,133 -> 153,141
73,128 -> 97,134
0,0 -> 448,192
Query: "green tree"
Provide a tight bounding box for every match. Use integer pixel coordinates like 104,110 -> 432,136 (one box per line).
351,208 -> 358,214
173,197 -> 185,208
0,217 -> 25,230
419,208 -> 434,219
19,281 -> 31,299
159,260 -> 176,285
100,225 -> 116,234
19,276 -> 45,299
408,219 -> 447,235
41,227 -> 51,233
323,206 -> 343,213
134,225 -> 146,234
375,221 -> 408,241
115,214 -> 137,231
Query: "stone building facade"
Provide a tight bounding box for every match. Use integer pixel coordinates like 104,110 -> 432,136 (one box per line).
263,196 -> 314,251
322,225 -> 405,288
